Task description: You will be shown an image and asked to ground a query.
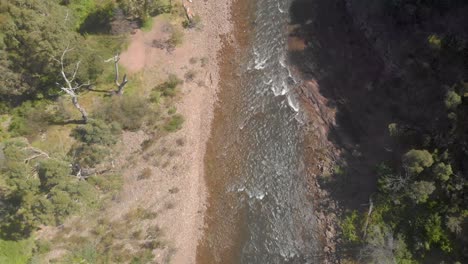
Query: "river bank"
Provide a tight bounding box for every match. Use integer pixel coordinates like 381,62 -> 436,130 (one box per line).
116,1 -> 233,263
198,0 -> 332,263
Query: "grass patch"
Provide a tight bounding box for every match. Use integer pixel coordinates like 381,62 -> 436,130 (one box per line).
94,94 -> 151,131
167,25 -> 184,47
141,17 -> 155,32
0,238 -> 34,264
164,114 -> 184,132
153,74 -> 183,98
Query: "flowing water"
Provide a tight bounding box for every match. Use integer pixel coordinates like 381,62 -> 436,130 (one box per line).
198,0 -> 321,263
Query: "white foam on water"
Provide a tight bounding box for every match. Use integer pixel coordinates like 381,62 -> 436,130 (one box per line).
277,2 -> 285,13
280,80 -> 289,95
271,85 -> 282,96
287,93 -> 300,112
254,59 -> 268,70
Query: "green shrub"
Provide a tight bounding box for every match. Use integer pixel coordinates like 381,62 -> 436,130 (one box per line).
341,211 -> 360,242
432,162 -> 452,181
445,90 -> 461,110
8,101 -> 51,137
167,106 -> 177,115
0,238 -> 34,264
167,26 -> 184,46
402,149 -> 433,175
34,239 -> 51,255
70,143 -> 111,167
408,181 -> 435,204
37,159 -> 72,191
71,119 -> 121,146
154,74 -> 183,97
79,2 -> 116,34
182,14 -> 202,29
88,174 -> 123,194
164,114 -> 184,132
94,95 -> 150,131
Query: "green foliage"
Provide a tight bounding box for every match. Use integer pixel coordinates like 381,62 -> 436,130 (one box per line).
118,0 -> 171,23
70,143 -> 111,168
88,174 -> 123,194
79,2 -> 116,34
387,123 -> 399,137
141,17 -> 154,32
164,114 -> 184,132
408,181 -> 435,204
427,34 -> 442,49
167,25 -> 184,47
8,101 -> 51,137
0,0 -> 102,101
0,138 -> 99,239
94,95 -> 150,131
432,162 -> 452,181
422,214 -> 451,252
444,90 -> 461,110
72,119 -> 121,146
183,14 -> 202,29
0,238 -> 34,264
341,211 -> 360,242
66,0 -> 97,29
37,159 -> 71,191
153,74 -> 183,97
402,149 -> 433,175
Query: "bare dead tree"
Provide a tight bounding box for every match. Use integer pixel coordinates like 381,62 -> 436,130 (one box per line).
54,46 -> 89,123
23,146 -> 50,163
105,53 -> 128,95
379,167 -> 412,193
362,196 -> 374,239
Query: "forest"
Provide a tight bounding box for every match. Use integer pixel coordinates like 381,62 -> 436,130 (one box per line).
336,1 -> 468,263
0,0 -> 186,262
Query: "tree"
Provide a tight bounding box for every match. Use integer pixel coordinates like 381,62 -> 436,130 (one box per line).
38,160 -> 71,192
445,91 -> 461,110
117,0 -> 170,22
377,163 -> 410,193
0,0 -> 92,100
359,225 -> 415,264
54,46 -> 90,123
402,149 -> 433,175
105,53 -> 128,95
408,181 -> 435,203
71,119 -> 121,146
432,162 -> 452,181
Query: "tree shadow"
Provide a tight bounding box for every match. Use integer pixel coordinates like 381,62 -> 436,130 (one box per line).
50,119 -> 86,126
289,0 -> 393,211
86,86 -> 114,95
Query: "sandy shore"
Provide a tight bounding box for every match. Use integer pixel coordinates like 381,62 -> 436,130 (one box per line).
117,1 -> 233,263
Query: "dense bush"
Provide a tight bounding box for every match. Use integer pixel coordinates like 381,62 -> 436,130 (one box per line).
0,139 -> 97,239
94,95 -> 150,131
117,0 -> 171,23
152,74 -> 183,98
0,0 -> 104,102
72,119 -> 121,146
8,101 -> 52,137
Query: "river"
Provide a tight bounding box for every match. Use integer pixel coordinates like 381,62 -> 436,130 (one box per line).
197,0 -> 322,263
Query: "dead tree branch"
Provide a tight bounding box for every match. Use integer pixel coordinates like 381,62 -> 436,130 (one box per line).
105,53 -> 128,95
362,197 -> 374,239
23,147 -> 51,163
54,46 -> 89,123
